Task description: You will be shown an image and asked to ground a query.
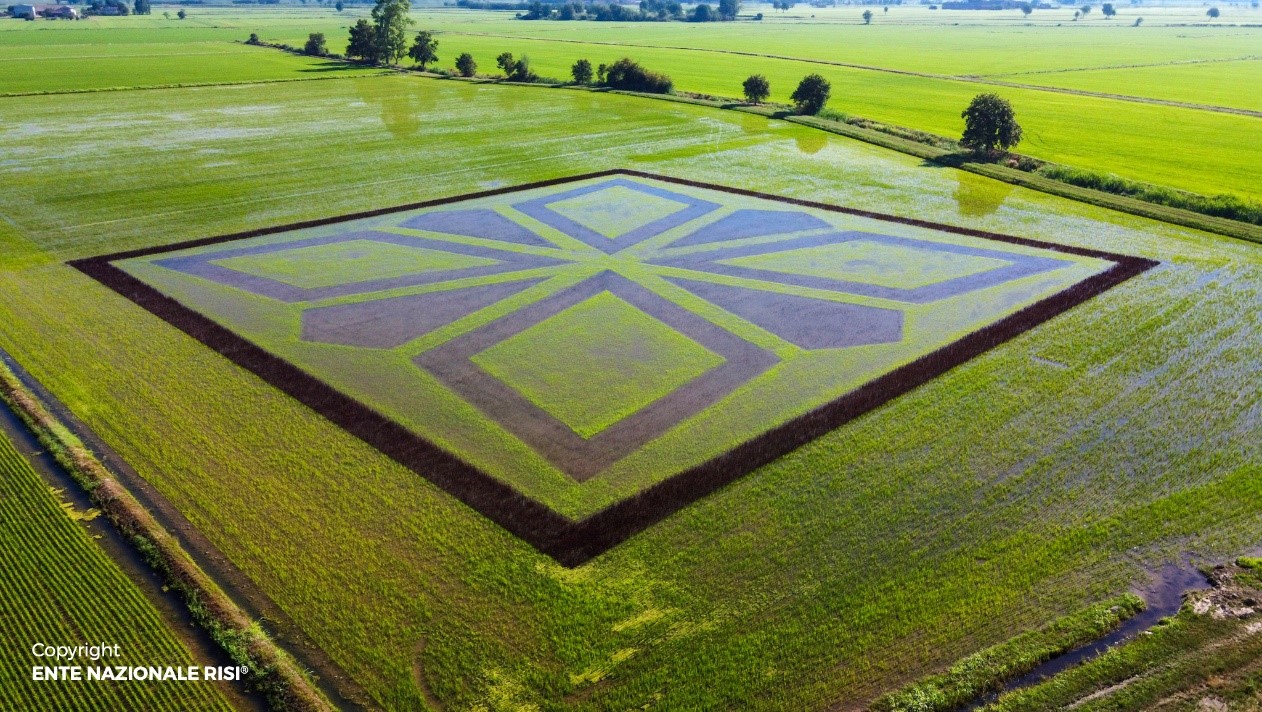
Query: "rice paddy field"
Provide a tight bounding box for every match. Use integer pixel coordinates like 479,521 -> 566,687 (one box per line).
1,5 -> 1260,711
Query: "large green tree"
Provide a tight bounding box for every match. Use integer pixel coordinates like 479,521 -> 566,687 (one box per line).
742,74 -> 770,104
346,19 -> 379,61
455,52 -> 477,77
407,30 -> 438,68
371,0 -> 413,65
571,58 -> 593,84
959,93 -> 1023,157
790,73 -> 830,115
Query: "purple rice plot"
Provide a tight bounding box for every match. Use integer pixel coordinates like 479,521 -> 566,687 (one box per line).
153,232 -> 573,303
398,209 -> 558,249
665,277 -> 905,350
301,278 -> 549,349
651,231 -> 1071,303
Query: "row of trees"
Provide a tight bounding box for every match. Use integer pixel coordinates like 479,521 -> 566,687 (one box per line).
517,0 -> 740,20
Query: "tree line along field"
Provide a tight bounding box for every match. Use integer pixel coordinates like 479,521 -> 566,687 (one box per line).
3,7 -> 1259,206
0,422 -> 234,710
1,67 -> 1260,709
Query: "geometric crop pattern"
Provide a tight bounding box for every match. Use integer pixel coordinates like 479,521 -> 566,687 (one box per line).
78,170 -> 1156,565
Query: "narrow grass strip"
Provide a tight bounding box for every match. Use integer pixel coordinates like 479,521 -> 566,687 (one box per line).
870,594 -> 1146,712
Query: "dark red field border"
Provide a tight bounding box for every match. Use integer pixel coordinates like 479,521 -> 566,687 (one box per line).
70,169 -> 1159,567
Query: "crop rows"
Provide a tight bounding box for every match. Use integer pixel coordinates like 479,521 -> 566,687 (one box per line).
0,430 -> 231,711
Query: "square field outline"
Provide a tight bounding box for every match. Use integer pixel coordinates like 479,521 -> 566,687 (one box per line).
70,170 -> 1158,566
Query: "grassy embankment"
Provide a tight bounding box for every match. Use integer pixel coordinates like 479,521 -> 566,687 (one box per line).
873,594 -> 1146,712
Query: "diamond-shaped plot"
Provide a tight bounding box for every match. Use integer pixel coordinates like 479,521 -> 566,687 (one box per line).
653,231 -> 1069,303
399,209 -> 554,248
470,291 -> 726,438
513,178 -> 721,254
546,187 -> 690,240
154,232 -> 572,302
414,270 -> 779,481
214,239 -> 500,290
670,209 -> 832,248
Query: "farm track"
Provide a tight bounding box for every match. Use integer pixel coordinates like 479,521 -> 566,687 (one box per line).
439,31 -> 1262,117
0,349 -> 376,712
986,55 -> 1261,76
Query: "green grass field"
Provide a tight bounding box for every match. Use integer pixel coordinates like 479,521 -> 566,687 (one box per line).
2,62 -> 1260,709
0,426 -> 233,710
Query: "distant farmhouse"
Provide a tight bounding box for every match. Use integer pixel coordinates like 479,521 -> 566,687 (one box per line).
8,3 -> 80,18
42,4 -> 79,17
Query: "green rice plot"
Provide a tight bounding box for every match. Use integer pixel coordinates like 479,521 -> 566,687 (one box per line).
471,290 -> 725,438
994,59 -> 1262,114
546,186 -> 691,239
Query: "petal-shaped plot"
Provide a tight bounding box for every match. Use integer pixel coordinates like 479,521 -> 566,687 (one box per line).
670,210 -> 831,248
399,209 -> 554,248
667,277 -> 904,350
301,278 -> 546,349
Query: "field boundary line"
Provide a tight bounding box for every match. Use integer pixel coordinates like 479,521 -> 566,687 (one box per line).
71,169 -> 1156,566
0,350 -> 374,712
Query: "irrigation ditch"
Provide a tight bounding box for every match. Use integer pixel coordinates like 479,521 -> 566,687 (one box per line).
960,562 -> 1214,709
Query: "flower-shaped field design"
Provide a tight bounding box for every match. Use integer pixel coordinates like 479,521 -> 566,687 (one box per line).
73,170 -> 1156,565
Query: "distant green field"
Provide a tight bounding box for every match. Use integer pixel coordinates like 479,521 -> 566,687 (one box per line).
3,74 -> 1261,710
0,38 -> 381,94
0,426 -> 232,711
992,58 -> 1262,113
